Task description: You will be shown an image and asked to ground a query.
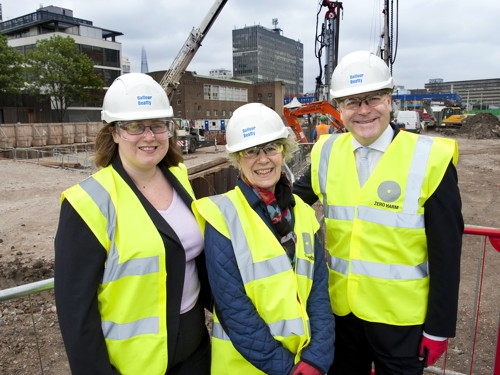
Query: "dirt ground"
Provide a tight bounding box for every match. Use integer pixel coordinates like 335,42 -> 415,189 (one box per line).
0,129 -> 499,374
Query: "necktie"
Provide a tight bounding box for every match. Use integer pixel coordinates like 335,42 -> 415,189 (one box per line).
357,147 -> 370,187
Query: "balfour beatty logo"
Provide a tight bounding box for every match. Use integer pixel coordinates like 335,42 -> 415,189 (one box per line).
350,73 -> 364,85
242,126 -> 256,138
137,95 -> 152,106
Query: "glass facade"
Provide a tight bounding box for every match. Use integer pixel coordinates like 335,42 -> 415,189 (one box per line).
233,25 -> 303,96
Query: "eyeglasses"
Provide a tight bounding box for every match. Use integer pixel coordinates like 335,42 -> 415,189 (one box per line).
340,92 -> 389,110
239,143 -> 283,159
116,120 -> 172,138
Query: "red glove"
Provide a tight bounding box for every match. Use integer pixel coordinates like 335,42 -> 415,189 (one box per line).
418,336 -> 448,367
289,361 -> 324,375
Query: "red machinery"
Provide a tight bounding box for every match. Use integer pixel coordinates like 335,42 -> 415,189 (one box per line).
283,100 -> 345,143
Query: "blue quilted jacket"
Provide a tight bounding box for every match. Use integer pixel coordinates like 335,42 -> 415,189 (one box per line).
204,179 -> 335,375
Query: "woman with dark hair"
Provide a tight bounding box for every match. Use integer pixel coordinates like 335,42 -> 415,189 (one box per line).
55,73 -> 211,375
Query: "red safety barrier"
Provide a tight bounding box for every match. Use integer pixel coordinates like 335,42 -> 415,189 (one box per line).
463,225 -> 500,375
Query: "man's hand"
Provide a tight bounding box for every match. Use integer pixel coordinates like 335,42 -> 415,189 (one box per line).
289,361 -> 324,375
418,336 -> 448,367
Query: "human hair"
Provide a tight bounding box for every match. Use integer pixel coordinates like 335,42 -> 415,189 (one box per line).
226,134 -> 299,168
93,122 -> 184,168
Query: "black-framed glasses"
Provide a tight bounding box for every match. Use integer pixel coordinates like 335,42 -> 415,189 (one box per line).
116,120 -> 172,137
340,92 -> 389,110
239,142 -> 283,159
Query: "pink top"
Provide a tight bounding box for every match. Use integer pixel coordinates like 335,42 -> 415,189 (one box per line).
158,188 -> 203,314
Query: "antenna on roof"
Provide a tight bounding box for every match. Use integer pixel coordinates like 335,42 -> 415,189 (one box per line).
272,18 -> 282,35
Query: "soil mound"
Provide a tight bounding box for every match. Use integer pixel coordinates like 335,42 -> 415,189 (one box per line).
459,112 -> 500,139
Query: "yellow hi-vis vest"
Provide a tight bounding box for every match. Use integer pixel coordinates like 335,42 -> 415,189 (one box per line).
311,131 -> 457,326
192,187 -> 320,374
61,163 -> 194,375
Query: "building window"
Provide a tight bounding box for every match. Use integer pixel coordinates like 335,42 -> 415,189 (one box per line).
203,85 -> 248,102
214,110 -> 218,116
204,85 -> 211,100
206,110 -> 211,116
257,93 -> 262,103
268,93 -> 273,100
177,99 -> 182,105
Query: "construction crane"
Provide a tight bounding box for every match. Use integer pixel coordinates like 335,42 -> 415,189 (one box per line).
314,1 -> 343,102
284,1 -> 345,144
160,0 -> 227,96
159,0 -> 228,153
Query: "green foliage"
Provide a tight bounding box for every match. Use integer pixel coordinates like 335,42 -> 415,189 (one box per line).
25,35 -> 104,122
0,34 -> 25,95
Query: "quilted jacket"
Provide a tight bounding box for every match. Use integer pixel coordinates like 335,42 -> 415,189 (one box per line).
204,179 -> 335,375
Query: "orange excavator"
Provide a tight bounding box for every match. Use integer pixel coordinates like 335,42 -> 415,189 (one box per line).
283,100 -> 345,144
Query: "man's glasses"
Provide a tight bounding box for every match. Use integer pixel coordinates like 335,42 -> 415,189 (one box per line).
239,143 -> 283,159
340,92 -> 389,110
116,120 -> 172,138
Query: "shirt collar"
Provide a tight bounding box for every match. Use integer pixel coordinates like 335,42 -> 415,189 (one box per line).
352,124 -> 394,153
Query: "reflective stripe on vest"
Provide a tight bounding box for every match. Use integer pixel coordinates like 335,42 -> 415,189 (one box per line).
80,176 -> 159,284
212,317 -> 309,342
79,176 -> 161,339
208,194 -> 314,295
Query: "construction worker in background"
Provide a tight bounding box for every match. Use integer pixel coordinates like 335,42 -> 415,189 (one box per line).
293,51 -> 463,375
193,103 -> 334,375
54,73 -> 212,375
312,115 -> 333,142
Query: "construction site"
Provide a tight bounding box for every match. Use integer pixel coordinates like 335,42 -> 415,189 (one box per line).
1,0 -> 500,374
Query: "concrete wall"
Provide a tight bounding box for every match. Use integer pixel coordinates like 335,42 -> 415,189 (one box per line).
0,122 -> 101,148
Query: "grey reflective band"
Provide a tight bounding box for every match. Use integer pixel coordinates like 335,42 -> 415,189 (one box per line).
102,316 -> 159,340
324,205 -> 355,221
79,176 -> 160,284
327,256 -> 349,275
208,195 -> 295,284
295,258 -> 313,278
295,232 -> 314,278
318,135 -> 338,197
318,135 -> 340,214
358,205 -> 424,229
212,321 -> 231,341
351,259 -> 429,280
212,318 -> 307,342
403,135 -> 433,214
326,254 -> 429,280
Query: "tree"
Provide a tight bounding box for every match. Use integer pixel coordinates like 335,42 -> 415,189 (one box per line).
0,34 -> 25,95
25,35 -> 104,122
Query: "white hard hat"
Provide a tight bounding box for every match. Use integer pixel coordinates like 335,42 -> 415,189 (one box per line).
225,103 -> 289,153
101,73 -> 173,123
330,50 -> 394,99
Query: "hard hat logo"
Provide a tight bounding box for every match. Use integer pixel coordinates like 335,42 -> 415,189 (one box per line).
349,73 -> 364,85
137,95 -> 153,106
242,126 -> 257,138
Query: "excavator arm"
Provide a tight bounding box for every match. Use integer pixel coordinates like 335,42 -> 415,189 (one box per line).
283,100 -> 345,143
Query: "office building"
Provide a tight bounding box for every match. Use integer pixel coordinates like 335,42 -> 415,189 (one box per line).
148,70 -> 285,120
232,24 -> 303,97
425,78 -> 500,109
0,5 -> 123,122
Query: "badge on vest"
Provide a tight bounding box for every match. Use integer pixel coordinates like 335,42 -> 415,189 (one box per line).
374,180 -> 401,209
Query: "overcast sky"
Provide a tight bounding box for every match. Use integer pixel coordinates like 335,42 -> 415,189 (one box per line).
2,0 -> 499,93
